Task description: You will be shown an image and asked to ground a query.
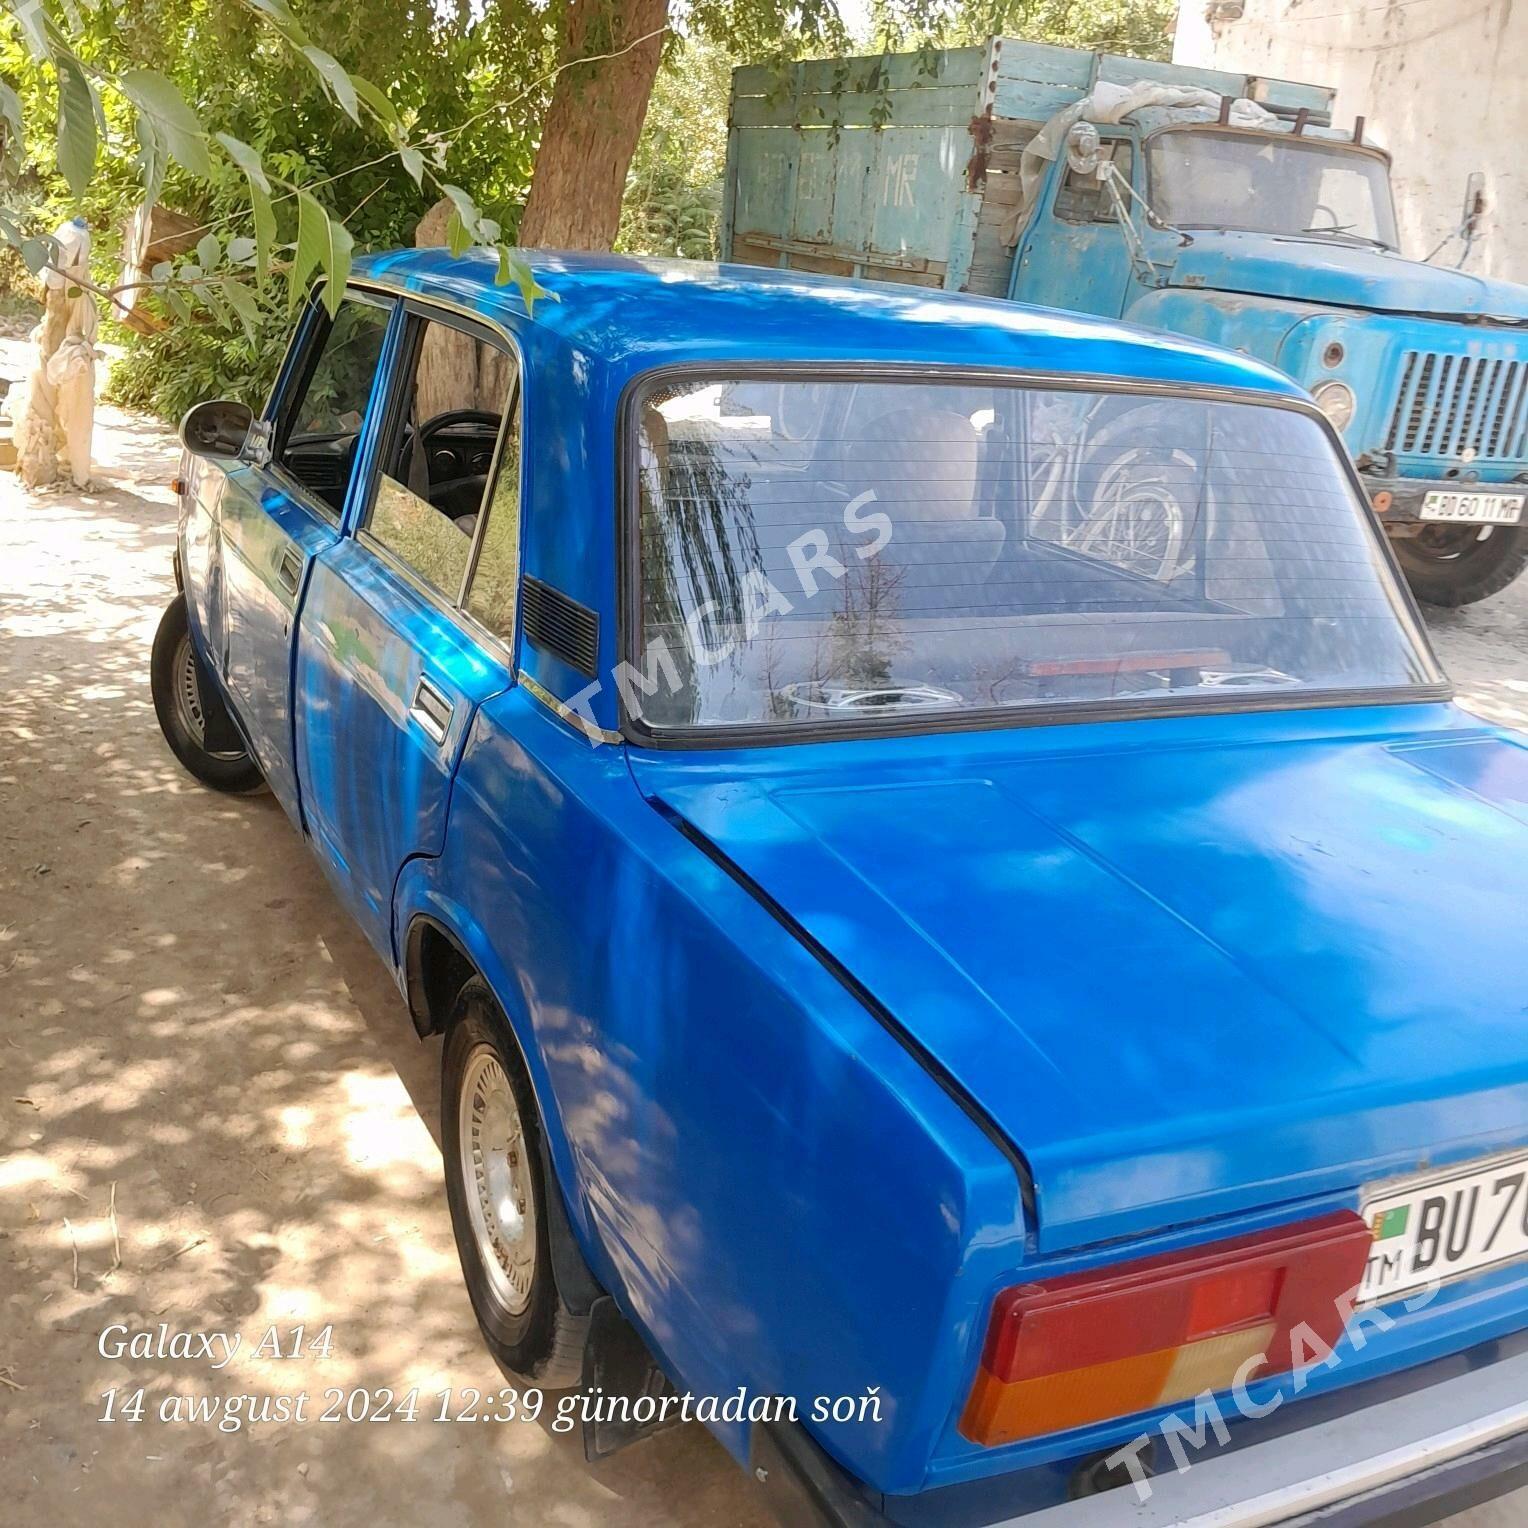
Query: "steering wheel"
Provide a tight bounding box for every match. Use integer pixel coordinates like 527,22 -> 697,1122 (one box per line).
417,407 -> 503,450
395,408 -> 503,516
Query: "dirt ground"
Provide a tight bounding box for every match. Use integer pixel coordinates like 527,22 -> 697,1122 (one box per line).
1,357 -> 1524,1528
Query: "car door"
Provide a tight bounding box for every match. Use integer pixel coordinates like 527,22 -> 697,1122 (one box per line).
217,290 -> 397,824
1011,136 -> 1138,319
294,298 -> 521,959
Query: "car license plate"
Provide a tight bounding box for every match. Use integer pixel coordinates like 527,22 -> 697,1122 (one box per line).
1358,1150 -> 1528,1305
1419,490 -> 1524,524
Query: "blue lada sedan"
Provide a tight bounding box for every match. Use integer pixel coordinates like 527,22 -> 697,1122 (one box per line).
153,251 -> 1528,1524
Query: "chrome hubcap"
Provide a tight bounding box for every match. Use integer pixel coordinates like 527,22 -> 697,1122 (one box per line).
458,1048 -> 537,1315
174,633 -> 209,746
173,633 -> 246,760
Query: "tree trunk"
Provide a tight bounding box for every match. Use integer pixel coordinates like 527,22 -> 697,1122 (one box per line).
518,0 -> 669,250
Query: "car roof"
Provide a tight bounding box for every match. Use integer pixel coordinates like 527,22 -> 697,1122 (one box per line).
351,248 -> 1305,401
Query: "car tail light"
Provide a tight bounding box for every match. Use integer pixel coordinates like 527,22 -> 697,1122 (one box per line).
960,1211 -> 1372,1447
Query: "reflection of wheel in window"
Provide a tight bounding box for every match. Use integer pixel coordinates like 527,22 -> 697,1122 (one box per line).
775,380 -> 833,443
1066,406 -> 1200,582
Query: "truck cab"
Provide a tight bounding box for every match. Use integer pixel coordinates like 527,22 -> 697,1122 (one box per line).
721,38 -> 1528,606
1014,111 -> 1528,605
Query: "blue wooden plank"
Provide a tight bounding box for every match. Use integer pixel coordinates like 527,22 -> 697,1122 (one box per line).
989,78 -> 1084,123
992,38 -> 1095,89
732,87 -> 981,130
1096,53 -> 1247,95
730,128 -> 797,239
866,125 -> 969,262
733,49 -> 985,99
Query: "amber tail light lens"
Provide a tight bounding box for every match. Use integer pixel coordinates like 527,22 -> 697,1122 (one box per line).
960,1211 -> 1373,1447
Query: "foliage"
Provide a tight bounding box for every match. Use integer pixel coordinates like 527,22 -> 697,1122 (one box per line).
107,302 -> 291,419
0,0 -> 555,347
618,37 -> 733,260
872,0 -> 1177,59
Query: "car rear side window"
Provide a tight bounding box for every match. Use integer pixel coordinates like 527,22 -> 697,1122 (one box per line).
630,375 -> 1439,734
462,362 -> 523,643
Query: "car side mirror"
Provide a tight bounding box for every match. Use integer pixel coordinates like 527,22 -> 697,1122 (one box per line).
179,398 -> 254,459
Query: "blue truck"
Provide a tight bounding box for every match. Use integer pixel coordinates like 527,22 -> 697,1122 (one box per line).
722,38 -> 1528,605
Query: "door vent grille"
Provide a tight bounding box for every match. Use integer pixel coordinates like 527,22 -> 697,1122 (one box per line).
522,576 -> 599,677
1385,350 -> 1528,463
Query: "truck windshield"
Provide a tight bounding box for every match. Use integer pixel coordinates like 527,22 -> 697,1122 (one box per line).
630,376 -> 1436,734
1147,129 -> 1399,249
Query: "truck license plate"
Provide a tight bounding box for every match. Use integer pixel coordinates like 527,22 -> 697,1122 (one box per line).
1419,491 -> 1524,524
1357,1150 -> 1528,1305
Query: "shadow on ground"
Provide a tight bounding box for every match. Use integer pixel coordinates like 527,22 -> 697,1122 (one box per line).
0,403 -> 766,1526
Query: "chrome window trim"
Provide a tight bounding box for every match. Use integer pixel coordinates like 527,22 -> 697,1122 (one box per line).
518,670 -> 621,747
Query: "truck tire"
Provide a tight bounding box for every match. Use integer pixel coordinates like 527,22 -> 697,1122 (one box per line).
441,978 -> 590,1388
1392,523 -> 1528,608
150,594 -> 266,793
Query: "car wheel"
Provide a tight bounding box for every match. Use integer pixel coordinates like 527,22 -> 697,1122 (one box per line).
1392,522 -> 1528,607
442,978 -> 590,1387
150,594 -> 266,793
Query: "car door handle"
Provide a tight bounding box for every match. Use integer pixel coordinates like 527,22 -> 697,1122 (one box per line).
409,675 -> 454,745
276,547 -> 302,596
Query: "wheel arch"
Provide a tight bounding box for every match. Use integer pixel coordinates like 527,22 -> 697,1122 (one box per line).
393,877 -> 615,1307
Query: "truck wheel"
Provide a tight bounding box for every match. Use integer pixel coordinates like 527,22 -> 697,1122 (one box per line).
442,978 -> 590,1388
150,594 -> 265,793
1392,523 -> 1528,607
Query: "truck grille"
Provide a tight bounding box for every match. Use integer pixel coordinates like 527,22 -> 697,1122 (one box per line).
1385,350 -> 1528,463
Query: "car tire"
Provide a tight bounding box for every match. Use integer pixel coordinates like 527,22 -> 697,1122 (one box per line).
150,594 -> 266,793
441,978 -> 590,1388
1392,523 -> 1528,608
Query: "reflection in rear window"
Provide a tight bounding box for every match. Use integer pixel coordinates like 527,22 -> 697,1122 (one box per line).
631,377 -> 1434,732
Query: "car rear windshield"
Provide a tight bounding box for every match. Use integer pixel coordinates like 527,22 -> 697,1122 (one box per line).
631,376 -> 1437,734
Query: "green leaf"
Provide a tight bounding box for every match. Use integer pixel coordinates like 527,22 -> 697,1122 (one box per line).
220,278 -> 263,341
55,56 -> 97,198
134,114 -> 167,210
120,69 -> 212,180
19,235 -> 55,275
443,207 -> 470,258
399,146 -> 424,188
227,235 -> 257,265
164,284 -> 192,324
0,81 -> 23,146
301,47 -> 359,125
197,280 -> 232,330
245,0 -> 309,46
196,232 -> 221,272
290,190 -> 352,316
440,183 -> 479,233
217,136 -> 275,278
350,74 -> 399,128
13,0 -> 62,62
496,246 -> 550,313
214,134 -> 270,193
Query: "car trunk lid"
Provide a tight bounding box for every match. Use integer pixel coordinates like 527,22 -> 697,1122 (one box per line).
631,705 -> 1528,1253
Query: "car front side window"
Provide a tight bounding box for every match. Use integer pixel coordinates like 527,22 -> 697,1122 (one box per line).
275,293 -> 393,516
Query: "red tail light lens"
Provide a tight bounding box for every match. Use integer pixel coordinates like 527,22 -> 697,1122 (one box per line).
960,1211 -> 1372,1447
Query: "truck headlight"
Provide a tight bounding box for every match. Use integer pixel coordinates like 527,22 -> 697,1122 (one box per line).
1312,380 -> 1356,432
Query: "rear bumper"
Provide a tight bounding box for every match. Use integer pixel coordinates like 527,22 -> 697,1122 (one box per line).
752,1345 -> 1528,1528
1360,473 -> 1527,528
